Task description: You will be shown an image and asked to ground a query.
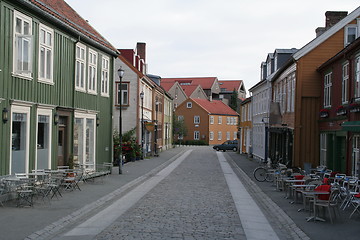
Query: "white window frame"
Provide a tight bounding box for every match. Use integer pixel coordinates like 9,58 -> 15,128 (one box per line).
353,135 -> 360,177
218,131 -> 222,141
345,25 -> 358,46
194,115 -> 200,124
74,112 -> 96,171
233,131 -> 237,140
320,133 -> 327,167
324,72 -> 332,108
355,56 -> 360,98
13,11 -> 33,79
209,131 -> 214,141
101,56 -> 110,97
194,131 -> 200,140
218,116 -> 222,124
35,108 -> 52,170
75,43 -> 86,92
342,62 -> 349,104
210,116 -> 214,124
117,82 -> 129,105
226,131 -> 230,140
38,24 -> 53,84
10,105 -> 31,174
186,102 -> 192,108
87,49 -> 97,94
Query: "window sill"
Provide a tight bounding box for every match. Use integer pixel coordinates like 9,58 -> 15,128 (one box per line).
12,72 -> 33,81
38,79 -> 54,85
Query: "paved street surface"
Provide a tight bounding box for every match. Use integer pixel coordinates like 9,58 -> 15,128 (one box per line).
0,146 -> 359,239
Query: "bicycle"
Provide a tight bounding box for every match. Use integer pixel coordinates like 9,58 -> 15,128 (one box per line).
253,160 -> 287,182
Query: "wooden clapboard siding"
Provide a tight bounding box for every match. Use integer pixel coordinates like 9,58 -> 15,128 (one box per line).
293,29 -> 347,168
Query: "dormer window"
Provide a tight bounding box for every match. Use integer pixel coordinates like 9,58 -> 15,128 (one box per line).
345,25 -> 357,46
187,102 -> 192,108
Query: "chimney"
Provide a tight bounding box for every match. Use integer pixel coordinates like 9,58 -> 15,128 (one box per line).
325,11 -> 348,28
316,11 -> 348,37
136,42 -> 146,62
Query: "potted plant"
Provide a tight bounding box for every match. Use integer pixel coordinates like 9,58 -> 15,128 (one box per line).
336,105 -> 346,116
320,108 -> 329,118
349,103 -> 360,113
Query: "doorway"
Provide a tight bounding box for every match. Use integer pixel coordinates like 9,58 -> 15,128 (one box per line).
57,116 -> 68,167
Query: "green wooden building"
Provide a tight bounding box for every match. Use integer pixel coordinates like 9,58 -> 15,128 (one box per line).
0,0 -> 118,175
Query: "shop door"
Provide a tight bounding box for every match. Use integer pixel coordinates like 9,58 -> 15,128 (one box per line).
57,127 -> 65,166
336,136 -> 346,173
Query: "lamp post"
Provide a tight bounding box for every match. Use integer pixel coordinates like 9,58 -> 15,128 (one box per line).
140,91 -> 144,159
154,98 -> 159,157
117,67 -> 124,174
262,116 -> 269,163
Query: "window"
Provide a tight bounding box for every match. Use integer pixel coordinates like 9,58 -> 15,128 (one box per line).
355,56 -> 360,98
226,131 -> 230,140
101,56 -> 109,96
226,117 -> 230,125
210,116 -> 214,124
218,116 -> 222,124
38,24 -> 53,83
233,131 -> 237,140
291,73 -> 296,112
13,11 -> 33,78
210,131 -> 214,140
345,25 -> 357,46
342,62 -> 349,104
75,43 -> 86,91
187,102 -> 192,108
194,116 -> 200,124
353,135 -> 360,177
218,131 -> 222,140
36,109 -> 52,170
117,82 -> 129,105
320,133 -> 327,167
88,49 -> 97,94
73,113 -> 96,170
178,115 -> 184,121
324,72 -> 332,107
194,131 -> 200,140
11,106 -> 30,174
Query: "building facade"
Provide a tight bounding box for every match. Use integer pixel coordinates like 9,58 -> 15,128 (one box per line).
0,0 -> 117,175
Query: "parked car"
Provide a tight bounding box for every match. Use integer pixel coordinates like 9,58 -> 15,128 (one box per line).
213,140 -> 238,152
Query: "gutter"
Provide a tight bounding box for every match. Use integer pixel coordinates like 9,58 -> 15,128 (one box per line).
17,0 -> 119,57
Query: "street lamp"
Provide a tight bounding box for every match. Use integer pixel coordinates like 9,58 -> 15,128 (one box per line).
117,66 -> 125,174
140,91 -> 144,159
154,98 -> 159,157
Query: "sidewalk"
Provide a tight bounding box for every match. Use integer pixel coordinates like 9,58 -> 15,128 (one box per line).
227,152 -> 360,240
0,147 -> 186,240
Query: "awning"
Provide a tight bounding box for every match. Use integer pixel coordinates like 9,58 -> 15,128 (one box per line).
342,121 -> 360,132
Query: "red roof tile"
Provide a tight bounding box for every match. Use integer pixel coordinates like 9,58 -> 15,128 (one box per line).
162,77 -> 217,90
192,98 -> 238,116
29,0 -> 117,54
181,85 -> 198,97
160,81 -> 175,91
218,80 -> 242,92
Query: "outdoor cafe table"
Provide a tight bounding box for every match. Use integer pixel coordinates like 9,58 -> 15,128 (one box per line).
302,191 -> 330,222
284,179 -> 306,199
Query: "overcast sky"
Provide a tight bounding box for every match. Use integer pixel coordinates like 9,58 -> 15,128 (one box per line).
66,0 -> 359,92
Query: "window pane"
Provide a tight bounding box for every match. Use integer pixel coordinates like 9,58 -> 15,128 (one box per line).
40,29 -> 46,44
23,21 -> 30,35
23,39 -> 29,71
46,49 -> 51,79
37,115 -> 50,169
46,32 -> 52,46
40,47 -> 45,78
73,118 -> 84,166
86,119 -> 95,165
16,18 -> 22,34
